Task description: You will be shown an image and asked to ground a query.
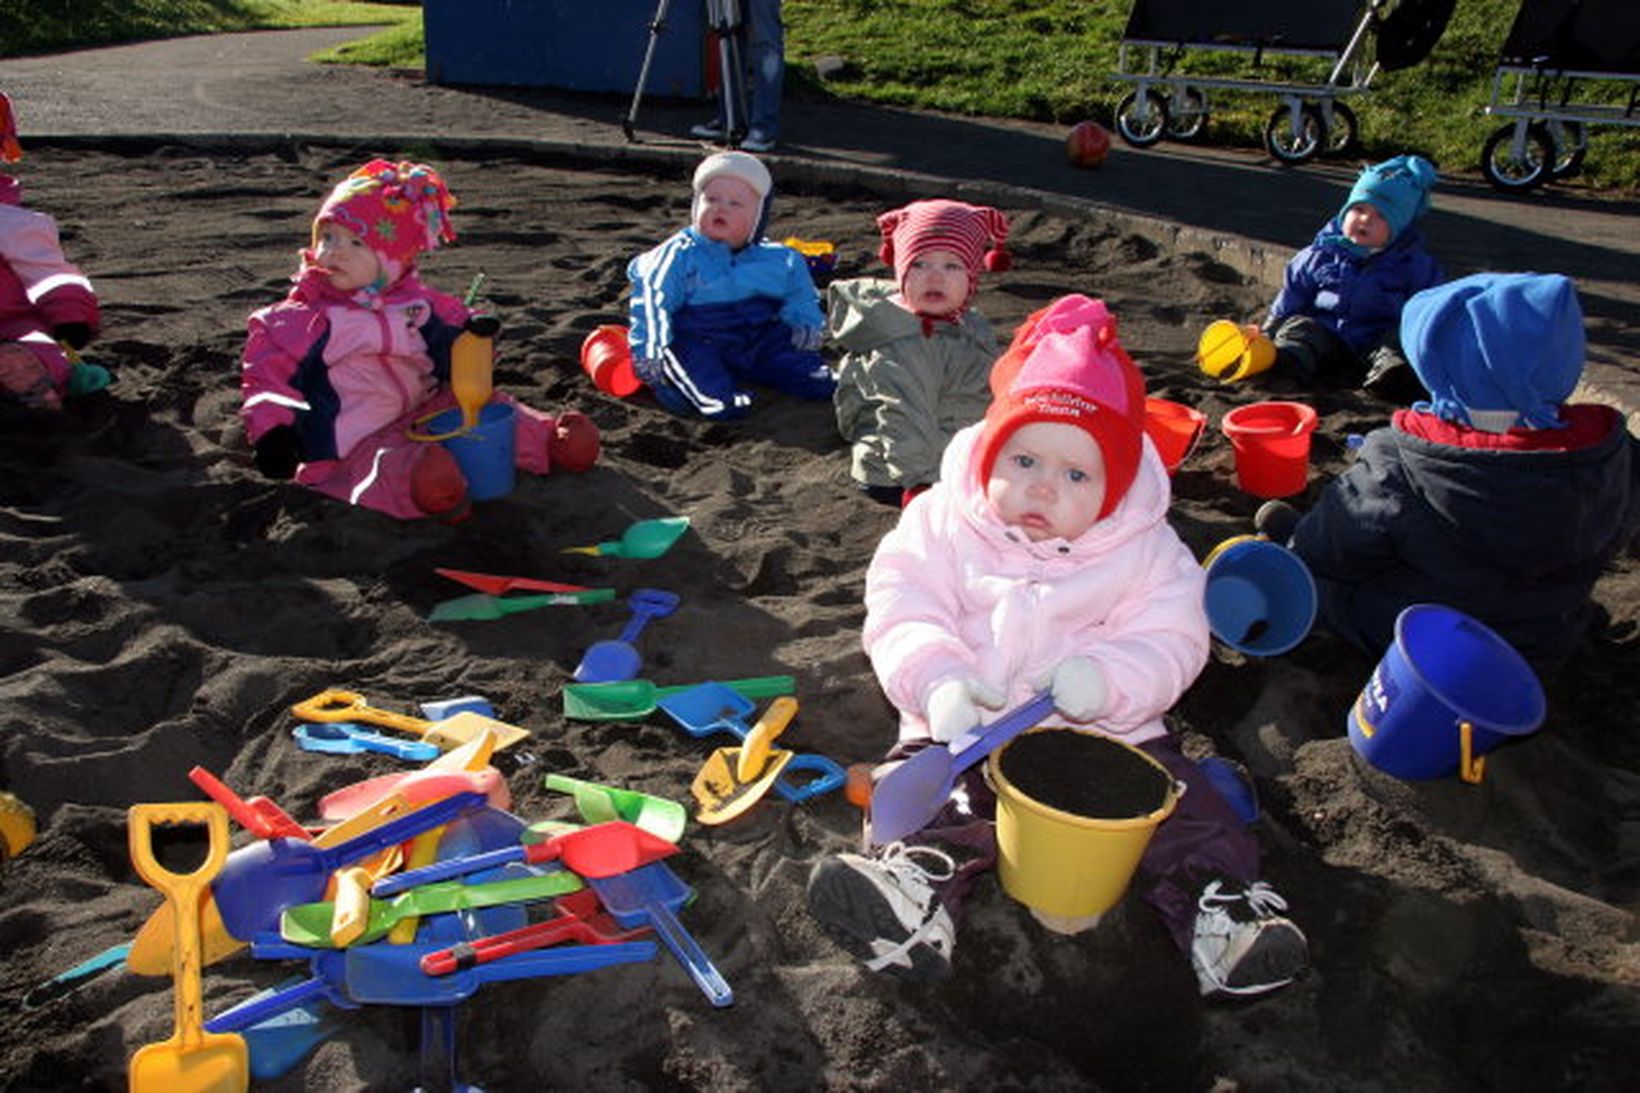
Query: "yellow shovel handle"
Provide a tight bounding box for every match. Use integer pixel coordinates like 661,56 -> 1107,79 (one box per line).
738,697 -> 799,783
291,689 -> 436,738
127,803 -> 231,1050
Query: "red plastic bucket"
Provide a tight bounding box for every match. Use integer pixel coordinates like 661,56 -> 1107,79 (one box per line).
1220,401 -> 1318,498
1142,397 -> 1207,475
580,325 -> 640,398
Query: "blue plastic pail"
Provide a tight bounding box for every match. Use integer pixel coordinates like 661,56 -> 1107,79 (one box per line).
429,402 -> 515,502
1348,604 -> 1545,783
1202,536 -> 1317,657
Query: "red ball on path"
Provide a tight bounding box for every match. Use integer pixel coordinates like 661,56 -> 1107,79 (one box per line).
1066,121 -> 1111,168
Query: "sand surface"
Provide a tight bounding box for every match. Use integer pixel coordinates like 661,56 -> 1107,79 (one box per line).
1,143 -> 1636,1092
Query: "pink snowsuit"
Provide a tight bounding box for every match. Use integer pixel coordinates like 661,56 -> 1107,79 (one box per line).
241,266 -> 559,520
0,175 -> 100,396
865,421 -> 1210,744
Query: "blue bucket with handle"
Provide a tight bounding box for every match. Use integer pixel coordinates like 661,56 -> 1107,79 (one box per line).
1348,604 -> 1545,783
428,402 -> 515,501
1202,535 -> 1317,657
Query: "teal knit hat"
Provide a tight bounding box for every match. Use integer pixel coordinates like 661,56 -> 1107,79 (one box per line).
1341,154 -> 1437,242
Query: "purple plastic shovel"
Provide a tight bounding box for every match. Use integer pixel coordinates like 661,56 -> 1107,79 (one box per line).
868,691 -> 1055,846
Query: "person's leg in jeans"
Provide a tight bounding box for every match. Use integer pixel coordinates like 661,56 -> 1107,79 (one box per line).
741,0 -> 785,145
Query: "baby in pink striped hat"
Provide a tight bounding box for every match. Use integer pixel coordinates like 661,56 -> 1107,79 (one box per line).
829,198 -> 1013,506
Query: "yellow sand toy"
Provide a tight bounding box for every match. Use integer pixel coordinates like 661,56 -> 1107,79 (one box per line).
0,791 -> 36,862
1197,320 -> 1277,382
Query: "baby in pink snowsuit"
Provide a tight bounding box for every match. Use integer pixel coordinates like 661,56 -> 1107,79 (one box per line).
240,159 -> 599,521
0,92 -> 102,412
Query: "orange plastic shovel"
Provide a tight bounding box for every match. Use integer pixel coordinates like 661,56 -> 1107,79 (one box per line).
126,802 -> 248,1093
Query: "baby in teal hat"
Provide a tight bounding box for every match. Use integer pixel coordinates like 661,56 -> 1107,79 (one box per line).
1260,154 -> 1443,399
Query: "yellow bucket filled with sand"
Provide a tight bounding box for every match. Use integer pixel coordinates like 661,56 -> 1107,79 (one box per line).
990,728 -> 1180,922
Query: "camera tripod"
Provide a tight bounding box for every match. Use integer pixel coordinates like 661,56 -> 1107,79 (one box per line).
623,0 -> 749,144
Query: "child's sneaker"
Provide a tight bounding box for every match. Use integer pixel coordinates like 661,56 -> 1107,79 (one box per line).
1190,878 -> 1308,999
807,842 -> 957,980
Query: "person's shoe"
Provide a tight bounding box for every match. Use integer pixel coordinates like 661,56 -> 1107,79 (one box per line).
739,129 -> 777,153
690,119 -> 726,140
1253,500 -> 1302,545
0,344 -> 62,411
1191,878 -> 1309,1000
807,842 -> 957,980
547,410 -> 600,472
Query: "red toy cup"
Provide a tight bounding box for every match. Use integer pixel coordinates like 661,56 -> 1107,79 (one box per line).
1142,396 -> 1207,475
1220,401 -> 1318,498
580,325 -> 640,398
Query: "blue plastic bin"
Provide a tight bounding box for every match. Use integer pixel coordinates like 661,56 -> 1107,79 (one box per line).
424,0 -> 707,96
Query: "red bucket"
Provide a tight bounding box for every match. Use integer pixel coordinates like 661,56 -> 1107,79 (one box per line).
580,325 -> 640,398
1220,401 -> 1318,498
1142,397 -> 1207,475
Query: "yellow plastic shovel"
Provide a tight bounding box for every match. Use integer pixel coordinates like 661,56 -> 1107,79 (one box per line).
126,802 -> 248,1093
406,315 -> 497,440
691,697 -> 799,825
290,689 -> 530,752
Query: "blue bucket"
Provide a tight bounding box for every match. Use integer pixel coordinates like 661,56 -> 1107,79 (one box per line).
1202,536 -> 1317,656
1348,604 -> 1545,784
429,402 -> 515,502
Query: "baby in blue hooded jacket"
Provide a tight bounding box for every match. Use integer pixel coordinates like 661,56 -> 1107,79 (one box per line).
1259,273 -> 1638,678
1263,155 -> 1443,399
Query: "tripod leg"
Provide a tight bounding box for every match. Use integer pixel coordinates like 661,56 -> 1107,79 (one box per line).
623,0 -> 673,141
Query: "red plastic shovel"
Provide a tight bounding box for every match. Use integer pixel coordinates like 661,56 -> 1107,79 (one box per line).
435,568 -> 593,596
419,888 -> 652,975
372,820 -> 677,897
188,767 -> 310,841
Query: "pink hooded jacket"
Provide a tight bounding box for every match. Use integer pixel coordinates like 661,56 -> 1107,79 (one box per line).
0,189 -> 101,389
863,420 -> 1210,745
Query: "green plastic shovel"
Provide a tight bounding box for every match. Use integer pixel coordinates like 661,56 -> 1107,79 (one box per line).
543,774 -> 688,843
561,674 -> 796,722
561,516 -> 690,559
429,588 -> 615,622
279,870 -> 583,949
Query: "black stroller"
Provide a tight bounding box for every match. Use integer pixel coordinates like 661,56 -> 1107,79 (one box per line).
1108,0 -> 1454,164
1480,0 -> 1640,192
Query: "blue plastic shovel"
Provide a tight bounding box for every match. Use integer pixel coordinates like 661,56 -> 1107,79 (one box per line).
589,861 -> 733,1008
573,589 -> 680,683
656,682 -> 846,803
291,721 -> 440,762
868,691 -> 1056,846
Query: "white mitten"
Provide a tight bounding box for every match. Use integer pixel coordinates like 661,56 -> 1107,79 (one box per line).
1051,656 -> 1107,722
924,678 -> 1005,744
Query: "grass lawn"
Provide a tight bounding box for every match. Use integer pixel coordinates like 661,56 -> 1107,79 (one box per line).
5,0 -> 1635,191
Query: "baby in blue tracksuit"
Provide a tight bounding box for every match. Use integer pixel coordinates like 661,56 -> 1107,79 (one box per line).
1264,154 -> 1443,399
625,152 -> 833,419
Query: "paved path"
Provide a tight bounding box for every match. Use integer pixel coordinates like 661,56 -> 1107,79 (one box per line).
3,26 -> 1635,408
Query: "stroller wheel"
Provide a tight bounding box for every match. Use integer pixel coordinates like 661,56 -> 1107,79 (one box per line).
1264,102 -> 1324,165
1321,101 -> 1359,157
1547,120 -> 1586,179
1480,121 -> 1552,192
1115,90 -> 1169,148
1165,87 -> 1209,141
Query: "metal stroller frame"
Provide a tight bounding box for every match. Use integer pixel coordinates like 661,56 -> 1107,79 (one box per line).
1479,0 -> 1640,191
1108,0 -> 1452,164
623,0 -> 749,144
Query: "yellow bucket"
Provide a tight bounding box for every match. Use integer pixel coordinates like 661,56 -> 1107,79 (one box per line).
989,729 -> 1180,919
1196,320 -> 1276,382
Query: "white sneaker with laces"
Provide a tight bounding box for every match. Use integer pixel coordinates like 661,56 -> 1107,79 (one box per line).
1191,878 -> 1309,999
807,842 -> 957,980
739,129 -> 777,153
690,119 -> 726,139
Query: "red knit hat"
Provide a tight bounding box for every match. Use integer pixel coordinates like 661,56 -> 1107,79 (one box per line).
310,159 -> 457,291
877,199 -> 1010,313
973,295 -> 1147,519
